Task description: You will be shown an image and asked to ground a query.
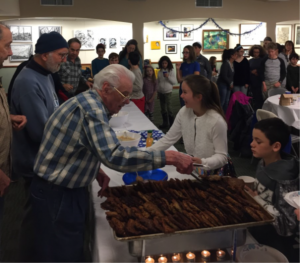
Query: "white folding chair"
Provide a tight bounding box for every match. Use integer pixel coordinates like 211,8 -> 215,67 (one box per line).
267,88 -> 286,97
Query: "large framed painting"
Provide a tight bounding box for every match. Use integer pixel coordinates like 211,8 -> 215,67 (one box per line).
163,27 -> 179,41
74,29 -> 95,50
39,26 -> 62,36
10,26 -> 32,42
181,24 -> 194,41
202,29 -> 229,52
239,24 -> 266,46
276,25 -> 292,45
294,24 -> 300,47
10,44 -> 32,62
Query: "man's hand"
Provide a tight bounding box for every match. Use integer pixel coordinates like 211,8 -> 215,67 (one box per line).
251,69 -> 258,76
86,81 -> 93,89
245,84 -> 249,88
63,84 -> 73,91
0,169 -> 10,197
262,82 -> 267,93
165,151 -> 193,174
274,81 -> 281,88
10,115 -> 27,131
294,209 -> 300,221
96,168 -> 110,197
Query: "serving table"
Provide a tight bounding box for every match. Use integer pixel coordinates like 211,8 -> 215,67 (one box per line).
91,102 -> 257,262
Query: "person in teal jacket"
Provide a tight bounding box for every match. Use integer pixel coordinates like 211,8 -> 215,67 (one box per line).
119,39 -> 143,72
91,43 -> 109,76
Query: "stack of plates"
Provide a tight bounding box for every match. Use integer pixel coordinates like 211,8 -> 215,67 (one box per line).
284,191 -> 300,208
236,244 -> 288,262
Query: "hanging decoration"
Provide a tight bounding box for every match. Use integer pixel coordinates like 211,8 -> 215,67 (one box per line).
159,18 -> 263,36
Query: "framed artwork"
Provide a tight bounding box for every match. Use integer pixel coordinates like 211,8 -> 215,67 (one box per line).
10,26 -> 32,42
294,24 -> 300,47
243,49 -> 249,57
276,25 -> 292,45
165,44 -> 177,54
151,41 -> 161,50
10,44 -> 32,62
74,29 -> 95,50
99,38 -> 106,46
180,43 -> 193,59
239,24 -> 266,46
202,29 -> 229,52
163,27 -> 179,41
109,38 -> 117,48
181,24 -> 194,41
120,37 -> 127,46
39,26 -> 61,36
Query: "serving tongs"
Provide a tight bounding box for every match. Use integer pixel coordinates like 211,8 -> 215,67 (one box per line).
190,170 -> 202,182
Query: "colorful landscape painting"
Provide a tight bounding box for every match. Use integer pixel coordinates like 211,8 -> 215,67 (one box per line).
202,30 -> 229,52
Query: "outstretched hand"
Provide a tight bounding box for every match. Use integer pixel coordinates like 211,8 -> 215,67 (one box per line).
96,168 -> 110,197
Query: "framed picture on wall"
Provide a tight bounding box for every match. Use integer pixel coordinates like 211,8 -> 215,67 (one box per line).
120,37 -> 127,46
276,25 -> 292,45
163,27 -> 179,41
10,44 -> 32,62
239,24 -> 266,46
202,29 -> 229,52
165,44 -> 177,54
99,38 -> 107,46
39,26 -> 62,36
181,24 -> 194,41
109,38 -> 117,48
243,49 -> 249,57
151,41 -> 161,50
74,29 -> 95,50
294,24 -> 300,47
10,26 -> 32,42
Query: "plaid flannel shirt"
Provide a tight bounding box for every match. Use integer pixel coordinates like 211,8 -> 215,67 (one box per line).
58,56 -> 86,94
34,90 -> 166,188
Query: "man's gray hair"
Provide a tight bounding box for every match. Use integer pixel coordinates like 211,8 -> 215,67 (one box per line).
0,22 -> 10,41
93,64 -> 135,90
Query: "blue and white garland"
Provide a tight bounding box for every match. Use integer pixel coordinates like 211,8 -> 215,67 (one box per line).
159,18 -> 263,36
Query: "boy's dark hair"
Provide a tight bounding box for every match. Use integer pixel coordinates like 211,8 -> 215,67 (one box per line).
192,42 -> 202,48
158,56 -> 173,70
96,43 -> 105,52
254,118 -> 290,149
68,38 -> 81,47
128,51 -> 140,66
289,52 -> 299,61
267,42 -> 277,50
109,52 -> 119,60
264,36 -> 272,42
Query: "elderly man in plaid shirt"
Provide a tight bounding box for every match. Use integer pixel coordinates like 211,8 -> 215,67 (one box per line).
31,64 -> 194,262
58,37 -> 93,96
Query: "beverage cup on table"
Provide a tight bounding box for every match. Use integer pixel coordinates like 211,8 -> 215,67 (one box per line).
238,175 -> 256,191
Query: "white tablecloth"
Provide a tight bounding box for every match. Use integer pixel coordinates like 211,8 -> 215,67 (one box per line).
92,102 -> 192,262
263,95 -> 300,127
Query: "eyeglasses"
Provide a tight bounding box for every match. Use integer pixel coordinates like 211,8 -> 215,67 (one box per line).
182,51 -> 190,54
113,87 -> 132,102
58,53 -> 68,60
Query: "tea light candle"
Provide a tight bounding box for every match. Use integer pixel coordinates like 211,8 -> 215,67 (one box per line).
158,256 -> 168,263
186,252 -> 195,262
201,250 -> 211,259
216,250 -> 226,261
145,256 -> 155,263
172,253 -> 180,263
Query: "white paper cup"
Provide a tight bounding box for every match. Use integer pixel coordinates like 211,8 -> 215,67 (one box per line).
238,175 -> 256,190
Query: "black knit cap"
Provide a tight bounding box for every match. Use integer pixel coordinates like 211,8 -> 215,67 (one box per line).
35,31 -> 68,54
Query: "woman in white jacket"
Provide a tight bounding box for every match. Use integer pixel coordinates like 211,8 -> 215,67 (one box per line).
150,74 -> 228,172
157,56 -> 177,128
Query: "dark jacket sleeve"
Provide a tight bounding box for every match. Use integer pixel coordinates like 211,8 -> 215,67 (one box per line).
205,58 -> 212,80
278,57 -> 287,82
219,62 -> 231,86
244,58 -> 250,85
258,56 -> 268,82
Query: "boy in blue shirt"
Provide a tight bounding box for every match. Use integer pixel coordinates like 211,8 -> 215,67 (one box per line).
247,118 -> 299,262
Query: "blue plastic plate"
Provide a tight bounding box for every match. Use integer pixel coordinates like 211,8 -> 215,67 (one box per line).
122,169 -> 168,185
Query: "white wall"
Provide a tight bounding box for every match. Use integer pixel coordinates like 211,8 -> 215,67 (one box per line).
4,18 -> 132,66
144,20 -> 267,62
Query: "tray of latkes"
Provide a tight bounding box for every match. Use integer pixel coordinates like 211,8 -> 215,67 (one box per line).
101,176 -> 274,241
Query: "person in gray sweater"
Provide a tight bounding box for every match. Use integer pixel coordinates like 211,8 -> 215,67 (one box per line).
193,42 -> 212,80
217,49 -> 237,113
10,32 -> 68,262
